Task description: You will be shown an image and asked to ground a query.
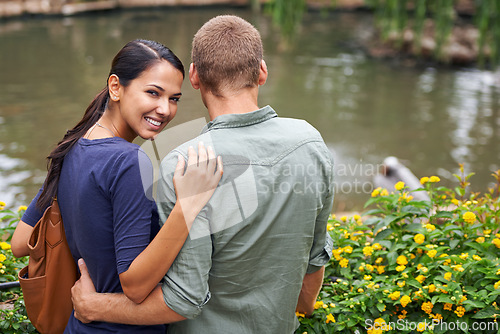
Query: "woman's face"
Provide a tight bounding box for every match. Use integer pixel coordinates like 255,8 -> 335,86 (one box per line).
115,60 -> 183,141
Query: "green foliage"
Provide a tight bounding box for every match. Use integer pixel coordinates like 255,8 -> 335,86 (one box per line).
297,165 -> 500,333
0,205 -> 37,334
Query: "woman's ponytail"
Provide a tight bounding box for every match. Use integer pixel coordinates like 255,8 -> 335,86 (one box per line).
36,88 -> 109,210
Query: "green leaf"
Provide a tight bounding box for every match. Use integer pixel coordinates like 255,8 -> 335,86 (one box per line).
449,239 -> 460,249
376,303 -> 386,312
462,299 -> 487,308
374,228 -> 393,242
472,306 -> 497,319
434,211 -> 454,219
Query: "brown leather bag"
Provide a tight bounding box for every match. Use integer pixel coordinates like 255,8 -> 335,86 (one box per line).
18,198 -> 79,334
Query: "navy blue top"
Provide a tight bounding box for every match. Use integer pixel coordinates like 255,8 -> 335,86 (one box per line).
23,137 -> 166,333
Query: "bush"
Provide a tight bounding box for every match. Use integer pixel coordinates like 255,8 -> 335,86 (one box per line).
298,165 -> 500,334
0,204 -> 37,333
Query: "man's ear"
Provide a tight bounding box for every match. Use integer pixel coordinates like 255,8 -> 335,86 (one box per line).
107,74 -> 122,101
189,63 -> 200,90
258,59 -> 268,86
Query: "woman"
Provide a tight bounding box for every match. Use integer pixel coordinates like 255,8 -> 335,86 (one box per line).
11,39 -> 222,333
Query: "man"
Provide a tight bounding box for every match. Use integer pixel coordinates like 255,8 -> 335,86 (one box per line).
72,15 -> 334,333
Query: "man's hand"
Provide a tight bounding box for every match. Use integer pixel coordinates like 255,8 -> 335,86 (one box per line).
71,258 -> 97,323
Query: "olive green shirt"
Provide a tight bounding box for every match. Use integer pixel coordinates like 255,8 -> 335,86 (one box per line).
157,106 -> 334,334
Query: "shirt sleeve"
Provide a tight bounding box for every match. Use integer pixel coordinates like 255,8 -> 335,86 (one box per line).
307,147 -> 335,274
157,150 -> 212,319
109,148 -> 159,275
21,187 -> 45,227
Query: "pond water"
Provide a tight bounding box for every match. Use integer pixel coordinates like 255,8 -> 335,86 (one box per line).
0,7 -> 499,212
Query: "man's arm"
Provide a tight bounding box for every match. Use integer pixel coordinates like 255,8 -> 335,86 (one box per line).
296,266 -> 325,316
72,259 -> 186,325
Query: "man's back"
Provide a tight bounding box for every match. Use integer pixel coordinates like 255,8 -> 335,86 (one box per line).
157,106 -> 334,333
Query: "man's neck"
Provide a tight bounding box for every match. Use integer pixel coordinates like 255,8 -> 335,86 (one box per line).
203,87 -> 260,121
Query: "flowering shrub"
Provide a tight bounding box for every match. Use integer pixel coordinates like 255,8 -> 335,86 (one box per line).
298,166 -> 500,334
0,204 -> 36,333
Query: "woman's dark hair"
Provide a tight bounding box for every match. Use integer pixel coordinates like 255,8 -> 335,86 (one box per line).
36,39 -> 184,210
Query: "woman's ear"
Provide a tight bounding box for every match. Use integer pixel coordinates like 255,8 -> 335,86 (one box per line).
189,63 -> 200,90
107,74 -> 121,101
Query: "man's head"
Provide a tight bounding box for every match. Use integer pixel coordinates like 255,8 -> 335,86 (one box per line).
191,15 -> 264,96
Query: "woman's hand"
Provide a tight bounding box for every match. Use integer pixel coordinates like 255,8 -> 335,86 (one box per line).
173,141 -> 223,225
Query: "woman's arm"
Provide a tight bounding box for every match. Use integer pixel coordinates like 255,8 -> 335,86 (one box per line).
119,142 -> 222,304
11,220 -> 34,258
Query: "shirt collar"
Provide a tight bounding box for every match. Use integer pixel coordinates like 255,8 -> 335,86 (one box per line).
201,105 -> 277,133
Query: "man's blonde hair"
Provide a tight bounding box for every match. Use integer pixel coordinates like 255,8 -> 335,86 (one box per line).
192,15 -> 263,96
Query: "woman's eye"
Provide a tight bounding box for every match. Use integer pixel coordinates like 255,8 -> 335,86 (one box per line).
170,97 -> 180,103
147,90 -> 159,97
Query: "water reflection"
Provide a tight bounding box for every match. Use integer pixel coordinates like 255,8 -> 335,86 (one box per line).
0,8 -> 498,212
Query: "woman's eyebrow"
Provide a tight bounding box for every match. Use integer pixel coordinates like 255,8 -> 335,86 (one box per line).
147,84 -> 165,92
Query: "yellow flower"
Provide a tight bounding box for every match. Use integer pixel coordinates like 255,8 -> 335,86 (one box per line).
459,295 -> 467,304
389,291 -> 401,300
417,322 -> 427,332
433,313 -> 443,321
366,264 -> 374,272
444,272 -> 452,281
443,303 -> 453,311
327,223 -> 334,231
462,211 -> 476,224
371,187 -> 381,197
340,216 -> 348,222
414,234 -> 425,244
427,249 -> 437,258
364,275 -> 372,281
359,265 -> 365,272
494,281 -> 500,289
425,224 -> 436,232
476,237 -> 485,243
353,214 -> 361,221
0,254 -> 6,262
332,249 -> 342,261
314,301 -> 324,309
421,301 -> 434,314
0,242 -> 11,250
428,284 -> 436,293
396,265 -> 406,272
343,246 -> 353,254
400,295 -> 411,308
455,306 -> 466,317
0,201 -> 6,207
416,275 -> 426,283
473,255 -> 482,261
17,205 -> 28,212
380,189 -> 389,196
459,252 -> 469,260
326,313 -> 335,323
296,311 -> 305,318
358,288 -> 364,293
492,239 -> 500,249
420,176 -> 429,184
372,243 -> 382,250
451,198 -> 460,205
429,176 -> 440,183
339,258 -> 349,268
363,246 -> 374,257
397,281 -> 406,288
395,181 -> 405,191
375,257 -> 384,264
396,255 -> 408,265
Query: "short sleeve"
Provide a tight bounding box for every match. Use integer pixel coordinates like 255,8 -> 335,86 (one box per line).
307,147 -> 335,274
21,187 -> 46,227
109,149 -> 159,274
158,150 -> 212,319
